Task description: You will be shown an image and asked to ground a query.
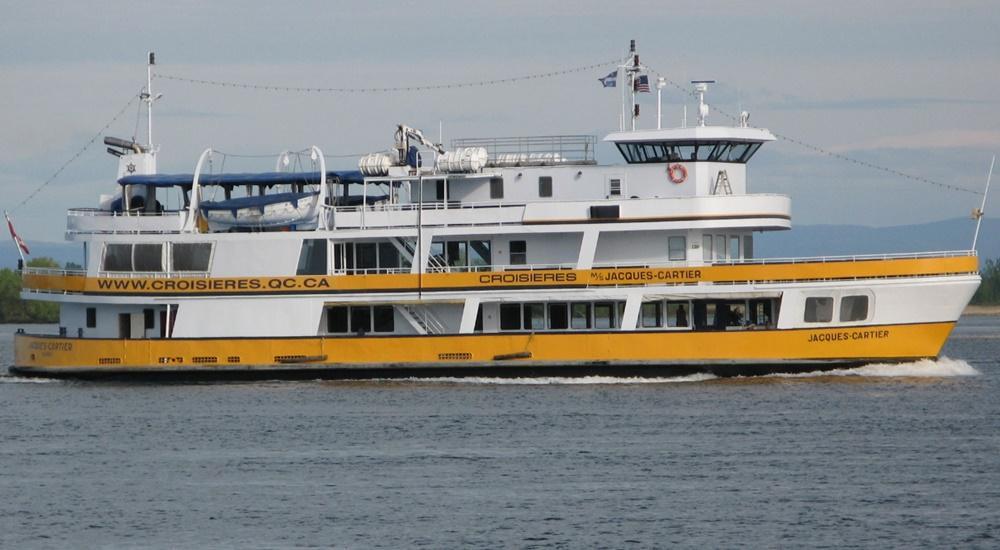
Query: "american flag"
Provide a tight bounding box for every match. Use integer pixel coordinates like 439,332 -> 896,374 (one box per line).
634,75 -> 650,93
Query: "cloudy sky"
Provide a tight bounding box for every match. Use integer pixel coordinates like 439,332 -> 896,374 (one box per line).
2,0 -> 998,242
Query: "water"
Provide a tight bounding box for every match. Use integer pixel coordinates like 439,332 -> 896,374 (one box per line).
1,319 -> 998,548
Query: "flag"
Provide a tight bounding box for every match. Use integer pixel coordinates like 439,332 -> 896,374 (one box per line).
5,211 -> 30,256
598,71 -> 617,88
634,75 -> 650,93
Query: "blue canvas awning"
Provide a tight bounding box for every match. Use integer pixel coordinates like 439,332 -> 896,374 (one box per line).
198,191 -> 318,216
118,170 -> 365,188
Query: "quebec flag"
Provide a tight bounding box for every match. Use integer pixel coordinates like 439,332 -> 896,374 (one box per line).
598,71 -> 617,88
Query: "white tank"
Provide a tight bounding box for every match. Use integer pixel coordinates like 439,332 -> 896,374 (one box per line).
436,147 -> 488,173
358,152 -> 394,176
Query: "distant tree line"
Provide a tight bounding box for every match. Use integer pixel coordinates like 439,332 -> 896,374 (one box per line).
972,257 -> 1000,305
0,257 -> 60,323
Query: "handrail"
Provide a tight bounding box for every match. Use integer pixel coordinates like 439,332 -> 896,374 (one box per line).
67,208 -> 184,217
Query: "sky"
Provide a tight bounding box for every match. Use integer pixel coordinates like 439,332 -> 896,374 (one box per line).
1,0 -> 999,243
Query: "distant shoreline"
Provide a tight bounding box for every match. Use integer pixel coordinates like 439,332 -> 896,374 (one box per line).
963,305 -> 1000,316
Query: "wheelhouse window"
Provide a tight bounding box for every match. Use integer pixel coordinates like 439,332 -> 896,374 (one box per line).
132,244 -> 163,272
538,176 -> 553,198
840,295 -> 869,322
616,140 -> 764,164
804,297 -> 834,323
102,243 -> 164,272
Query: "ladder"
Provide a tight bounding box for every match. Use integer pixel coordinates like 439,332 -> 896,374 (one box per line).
712,170 -> 733,195
398,304 -> 447,335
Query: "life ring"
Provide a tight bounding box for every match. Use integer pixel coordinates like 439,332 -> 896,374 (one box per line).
668,163 -> 687,184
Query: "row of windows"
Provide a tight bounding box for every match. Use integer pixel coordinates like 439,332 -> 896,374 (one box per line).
326,305 -> 395,334
616,141 -> 763,164
493,298 -> 777,332
499,301 -> 627,331
804,295 -> 869,323
702,234 -> 752,262
103,243 -> 212,273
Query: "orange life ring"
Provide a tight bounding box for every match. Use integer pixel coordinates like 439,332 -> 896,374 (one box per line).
668,163 -> 687,184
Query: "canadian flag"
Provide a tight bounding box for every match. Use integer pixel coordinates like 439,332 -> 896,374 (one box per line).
5,211 -> 30,256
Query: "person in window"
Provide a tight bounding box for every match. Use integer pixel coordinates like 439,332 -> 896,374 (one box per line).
676,305 -> 688,327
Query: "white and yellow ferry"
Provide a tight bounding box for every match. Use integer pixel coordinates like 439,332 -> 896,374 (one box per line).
10,47 -> 981,379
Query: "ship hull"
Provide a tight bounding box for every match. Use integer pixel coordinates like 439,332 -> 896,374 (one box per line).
11,321 -> 955,380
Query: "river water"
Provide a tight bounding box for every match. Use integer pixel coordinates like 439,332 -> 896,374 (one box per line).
1,319 -> 998,548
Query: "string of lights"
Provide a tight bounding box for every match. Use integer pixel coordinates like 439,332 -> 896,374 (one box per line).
644,66 -> 982,196
12,94 -> 139,213
152,59 -> 619,94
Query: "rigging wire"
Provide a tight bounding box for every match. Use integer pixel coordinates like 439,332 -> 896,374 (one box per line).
11,94 -> 139,213
151,59 -> 619,94
645,65 -> 982,196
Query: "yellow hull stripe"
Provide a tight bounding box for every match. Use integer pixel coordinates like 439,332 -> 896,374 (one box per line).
15,322 -> 955,371
21,255 -> 979,296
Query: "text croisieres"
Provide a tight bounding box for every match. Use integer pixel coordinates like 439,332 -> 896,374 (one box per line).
478,272 -> 579,284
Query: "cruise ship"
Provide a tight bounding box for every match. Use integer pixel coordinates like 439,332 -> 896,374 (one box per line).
10,46 -> 981,379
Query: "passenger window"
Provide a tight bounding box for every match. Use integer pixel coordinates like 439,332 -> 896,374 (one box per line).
608,178 -> 622,197
594,302 -> 617,329
667,302 -> 689,328
668,236 -> 686,261
547,303 -> 568,330
296,239 -> 327,275
571,303 -> 591,329
523,303 -> 545,330
804,297 -> 834,323
538,176 -> 553,198
327,306 -> 349,333
103,244 -> 132,271
702,235 -> 713,262
373,305 -> 394,332
489,177 -> 504,199
509,241 -> 527,265
172,243 -> 212,272
840,295 -> 869,322
640,302 -> 662,328
500,304 -> 522,330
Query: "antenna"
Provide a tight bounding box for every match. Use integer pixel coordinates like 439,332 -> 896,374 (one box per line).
656,77 -> 666,129
972,155 -> 995,251
141,51 -> 163,151
691,80 -> 715,127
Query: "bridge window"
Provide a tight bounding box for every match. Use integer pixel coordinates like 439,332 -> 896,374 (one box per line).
616,140 -> 764,164
804,297 -> 834,323
539,176 -> 553,198
103,244 -> 132,271
840,295 -> 869,322
132,244 -> 163,272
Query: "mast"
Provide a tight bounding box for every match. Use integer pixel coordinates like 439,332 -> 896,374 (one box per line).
972,155 -> 995,251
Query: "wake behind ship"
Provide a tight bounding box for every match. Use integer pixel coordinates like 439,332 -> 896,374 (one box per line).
9,44 -> 980,379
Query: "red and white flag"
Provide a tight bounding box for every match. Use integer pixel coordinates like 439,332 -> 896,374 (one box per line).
5,211 -> 30,257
